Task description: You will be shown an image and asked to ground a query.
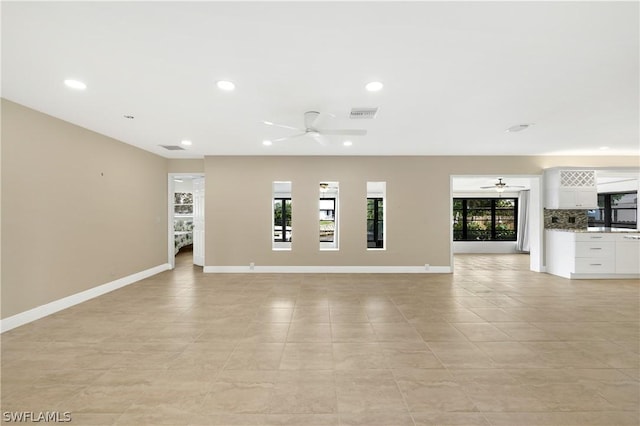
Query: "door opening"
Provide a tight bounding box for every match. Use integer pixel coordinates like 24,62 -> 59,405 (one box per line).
169,173 -> 205,269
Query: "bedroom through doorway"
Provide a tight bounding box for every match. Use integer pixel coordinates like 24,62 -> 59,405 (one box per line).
169,174 -> 205,269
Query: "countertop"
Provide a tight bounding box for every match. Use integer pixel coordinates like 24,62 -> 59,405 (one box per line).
546,227 -> 640,233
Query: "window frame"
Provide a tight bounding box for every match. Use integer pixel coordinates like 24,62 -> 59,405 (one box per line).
367,197 -> 384,249
453,197 -> 518,241
319,197 -> 337,244
588,191 -> 637,229
273,197 -> 292,243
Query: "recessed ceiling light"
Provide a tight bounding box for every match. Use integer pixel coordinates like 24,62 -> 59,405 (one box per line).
343,140 -> 353,146
64,79 -> 86,90
505,123 -> 533,133
365,81 -> 384,92
599,146 -> 610,150
181,140 -> 192,146
216,80 -> 235,91
262,140 -> 273,146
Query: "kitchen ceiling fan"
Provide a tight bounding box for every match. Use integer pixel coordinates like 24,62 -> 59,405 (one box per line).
262,111 -> 366,145
480,178 -> 525,193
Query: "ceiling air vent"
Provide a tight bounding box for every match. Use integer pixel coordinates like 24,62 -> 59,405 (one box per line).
160,145 -> 186,151
349,107 -> 378,119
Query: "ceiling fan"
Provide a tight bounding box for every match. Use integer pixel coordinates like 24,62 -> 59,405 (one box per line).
480,178 -> 525,193
262,111 -> 367,145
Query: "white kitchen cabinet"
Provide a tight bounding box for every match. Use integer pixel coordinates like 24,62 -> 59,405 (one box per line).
615,234 -> 640,274
546,230 -> 639,279
557,187 -> 598,209
545,169 -> 598,209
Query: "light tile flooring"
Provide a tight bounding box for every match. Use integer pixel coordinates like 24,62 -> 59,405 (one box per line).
1,253 -> 639,425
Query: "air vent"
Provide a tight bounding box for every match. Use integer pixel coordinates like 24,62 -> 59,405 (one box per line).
160,145 -> 186,151
350,107 -> 378,119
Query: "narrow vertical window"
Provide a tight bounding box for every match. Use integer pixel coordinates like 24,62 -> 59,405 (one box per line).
367,182 -> 386,249
320,182 -> 339,250
273,181 -> 292,250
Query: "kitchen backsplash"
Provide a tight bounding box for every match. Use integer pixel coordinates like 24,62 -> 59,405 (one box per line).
544,209 -> 588,229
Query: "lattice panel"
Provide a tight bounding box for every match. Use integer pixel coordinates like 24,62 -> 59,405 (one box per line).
560,170 -> 595,187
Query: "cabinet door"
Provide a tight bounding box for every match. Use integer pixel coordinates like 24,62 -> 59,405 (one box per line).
557,188 -> 578,208
575,258 -> 615,274
575,188 -> 597,209
575,241 -> 614,258
616,240 -> 640,274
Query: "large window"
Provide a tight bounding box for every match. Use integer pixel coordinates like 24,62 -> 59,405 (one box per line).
588,192 -> 637,229
453,198 -> 518,241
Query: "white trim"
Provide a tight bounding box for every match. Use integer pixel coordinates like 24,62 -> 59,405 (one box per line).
570,273 -> 640,280
1,263 -> 170,333
204,265 -> 452,273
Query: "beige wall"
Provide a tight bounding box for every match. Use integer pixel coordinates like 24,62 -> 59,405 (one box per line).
168,159 -> 204,173
204,155 -> 638,268
1,99 -> 168,318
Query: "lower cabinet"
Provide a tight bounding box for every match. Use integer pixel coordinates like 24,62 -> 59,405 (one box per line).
546,231 -> 640,279
574,240 -> 615,274
616,236 -> 640,274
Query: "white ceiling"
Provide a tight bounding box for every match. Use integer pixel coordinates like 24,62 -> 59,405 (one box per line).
2,2 -> 638,159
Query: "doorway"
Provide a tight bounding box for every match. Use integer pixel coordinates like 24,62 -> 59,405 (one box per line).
168,173 -> 205,269
450,175 -> 543,273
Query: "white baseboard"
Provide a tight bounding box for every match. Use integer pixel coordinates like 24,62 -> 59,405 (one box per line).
1,263 -> 171,333
204,265 -> 452,273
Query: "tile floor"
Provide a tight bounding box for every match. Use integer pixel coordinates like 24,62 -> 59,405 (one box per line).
1,253 -> 638,425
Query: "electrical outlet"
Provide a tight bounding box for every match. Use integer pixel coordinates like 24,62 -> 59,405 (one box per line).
250,262 -> 255,270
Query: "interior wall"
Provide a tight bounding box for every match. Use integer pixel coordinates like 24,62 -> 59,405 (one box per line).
1,99 -> 168,319
168,159 -> 205,173
204,155 -> 636,269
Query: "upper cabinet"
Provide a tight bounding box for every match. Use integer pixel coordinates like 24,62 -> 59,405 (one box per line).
545,169 -> 598,209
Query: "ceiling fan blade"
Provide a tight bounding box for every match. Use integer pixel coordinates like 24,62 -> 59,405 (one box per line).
261,121 -> 301,131
310,133 -> 328,146
271,133 -> 307,142
479,186 -> 496,189
317,129 -> 367,136
311,112 -> 336,129
505,185 -> 526,188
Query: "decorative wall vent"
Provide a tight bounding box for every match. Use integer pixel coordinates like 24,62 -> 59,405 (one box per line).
349,107 -> 378,119
560,170 -> 596,187
160,145 -> 186,151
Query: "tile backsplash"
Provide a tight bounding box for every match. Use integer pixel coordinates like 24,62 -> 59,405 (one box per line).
544,209 -> 588,229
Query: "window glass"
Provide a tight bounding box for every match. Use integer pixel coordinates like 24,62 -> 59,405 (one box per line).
273,182 -> 292,250
367,182 -> 386,249
453,198 -> 518,241
320,182 -> 339,249
590,192 -> 637,229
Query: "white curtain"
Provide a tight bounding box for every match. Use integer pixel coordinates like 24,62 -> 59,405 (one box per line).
516,190 -> 530,253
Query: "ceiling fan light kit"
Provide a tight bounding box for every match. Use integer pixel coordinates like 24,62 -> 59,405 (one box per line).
480,178 -> 526,193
